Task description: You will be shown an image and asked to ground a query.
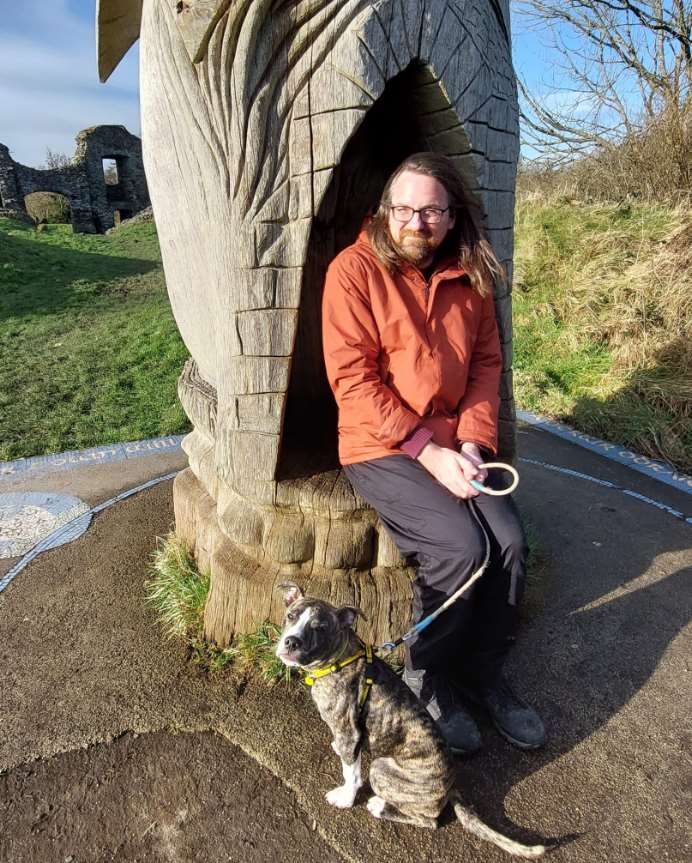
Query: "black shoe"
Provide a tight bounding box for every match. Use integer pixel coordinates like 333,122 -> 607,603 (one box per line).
464,675 -> 546,750
403,667 -> 483,755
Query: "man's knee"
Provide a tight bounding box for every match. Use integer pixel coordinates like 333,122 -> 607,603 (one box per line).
501,528 -> 528,574
444,534 -> 488,588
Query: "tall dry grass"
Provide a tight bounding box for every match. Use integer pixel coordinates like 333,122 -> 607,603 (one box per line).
513,197 -> 692,469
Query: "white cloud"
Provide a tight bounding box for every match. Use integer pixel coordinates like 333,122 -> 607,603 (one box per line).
0,1 -> 140,167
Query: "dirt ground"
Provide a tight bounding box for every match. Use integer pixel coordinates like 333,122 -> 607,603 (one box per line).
0,426 -> 690,863
1,731 -> 340,863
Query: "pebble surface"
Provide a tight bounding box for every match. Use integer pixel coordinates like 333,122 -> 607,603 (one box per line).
0,492 -> 91,558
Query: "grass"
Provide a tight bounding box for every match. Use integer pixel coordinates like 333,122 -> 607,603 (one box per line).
0,216 -> 190,461
146,530 -> 550,682
145,533 -> 293,684
513,197 -> 692,470
3,192 -> 687,474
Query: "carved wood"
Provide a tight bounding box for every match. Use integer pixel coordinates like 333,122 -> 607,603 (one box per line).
100,0 -> 519,643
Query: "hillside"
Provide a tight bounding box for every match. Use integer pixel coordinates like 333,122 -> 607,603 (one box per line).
513,196 -> 691,471
0,217 -> 190,461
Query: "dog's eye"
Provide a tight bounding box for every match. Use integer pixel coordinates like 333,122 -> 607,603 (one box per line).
311,619 -> 328,630
286,611 -> 297,622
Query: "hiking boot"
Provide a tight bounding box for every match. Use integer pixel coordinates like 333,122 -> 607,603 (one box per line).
403,667 -> 482,755
464,675 -> 546,750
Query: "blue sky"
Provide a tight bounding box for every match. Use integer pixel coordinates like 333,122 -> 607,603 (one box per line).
1,1 -> 551,167
0,1 -> 140,167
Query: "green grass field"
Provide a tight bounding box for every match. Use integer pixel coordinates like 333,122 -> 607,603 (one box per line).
1,201 -> 689,470
0,217 -> 190,461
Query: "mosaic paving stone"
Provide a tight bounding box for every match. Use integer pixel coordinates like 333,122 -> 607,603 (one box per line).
0,492 -> 91,558
0,435 -> 185,478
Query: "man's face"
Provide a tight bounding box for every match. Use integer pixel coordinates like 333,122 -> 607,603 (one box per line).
386,170 -> 456,268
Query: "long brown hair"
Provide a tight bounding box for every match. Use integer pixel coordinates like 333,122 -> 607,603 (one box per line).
366,152 -> 504,297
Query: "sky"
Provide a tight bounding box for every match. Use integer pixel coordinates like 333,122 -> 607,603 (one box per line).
0,1 -> 554,168
0,1 -> 140,167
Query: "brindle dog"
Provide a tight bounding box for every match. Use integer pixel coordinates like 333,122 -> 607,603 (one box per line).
275,583 -> 545,858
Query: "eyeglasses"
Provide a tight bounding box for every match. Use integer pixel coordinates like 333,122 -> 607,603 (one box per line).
387,205 -> 451,224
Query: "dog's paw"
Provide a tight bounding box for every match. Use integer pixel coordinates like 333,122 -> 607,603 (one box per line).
367,795 -> 387,819
326,785 -> 357,809
330,740 -> 340,755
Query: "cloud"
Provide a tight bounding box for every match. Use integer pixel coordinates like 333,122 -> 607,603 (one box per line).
0,1 -> 140,167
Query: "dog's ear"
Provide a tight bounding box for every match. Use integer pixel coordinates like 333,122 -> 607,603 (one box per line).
278,581 -> 304,607
336,605 -> 365,629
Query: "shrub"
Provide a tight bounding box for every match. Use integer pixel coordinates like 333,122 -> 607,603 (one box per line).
518,101 -> 692,205
24,192 -> 71,224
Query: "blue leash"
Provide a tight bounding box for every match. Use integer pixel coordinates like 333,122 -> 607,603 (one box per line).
379,462 -> 519,653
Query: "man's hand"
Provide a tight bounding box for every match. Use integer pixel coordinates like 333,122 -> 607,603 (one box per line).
417,441 -> 483,499
459,442 -> 488,485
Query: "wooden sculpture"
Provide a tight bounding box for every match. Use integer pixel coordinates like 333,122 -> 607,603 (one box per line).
98,0 -> 519,646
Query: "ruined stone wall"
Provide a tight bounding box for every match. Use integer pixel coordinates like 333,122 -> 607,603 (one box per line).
0,126 -> 149,233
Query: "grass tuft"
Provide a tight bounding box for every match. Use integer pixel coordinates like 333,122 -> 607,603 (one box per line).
232,622 -> 293,684
145,533 -> 293,684
146,534 -> 209,639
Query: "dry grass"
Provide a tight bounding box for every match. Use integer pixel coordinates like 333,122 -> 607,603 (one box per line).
513,197 -> 692,469
24,191 -> 71,224
519,102 -> 692,205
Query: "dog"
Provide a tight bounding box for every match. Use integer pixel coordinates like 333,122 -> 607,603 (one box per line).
275,582 -> 546,858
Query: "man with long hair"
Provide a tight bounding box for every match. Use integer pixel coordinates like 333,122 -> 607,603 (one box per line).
321,152 -> 545,754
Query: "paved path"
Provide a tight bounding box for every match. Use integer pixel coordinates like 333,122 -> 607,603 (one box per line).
0,425 -> 689,862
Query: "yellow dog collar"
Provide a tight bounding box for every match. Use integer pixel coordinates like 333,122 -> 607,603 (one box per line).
303,648 -> 366,686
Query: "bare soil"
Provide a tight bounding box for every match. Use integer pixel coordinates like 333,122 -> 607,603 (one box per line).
0,730 -> 341,863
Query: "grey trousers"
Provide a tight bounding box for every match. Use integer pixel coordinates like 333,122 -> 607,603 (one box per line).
343,455 -> 528,685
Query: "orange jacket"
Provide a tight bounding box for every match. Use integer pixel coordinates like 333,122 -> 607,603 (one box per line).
322,229 -> 502,465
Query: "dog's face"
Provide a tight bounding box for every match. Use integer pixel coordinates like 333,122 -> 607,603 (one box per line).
275,582 -> 358,669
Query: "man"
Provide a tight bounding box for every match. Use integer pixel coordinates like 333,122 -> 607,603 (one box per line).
321,152 -> 545,754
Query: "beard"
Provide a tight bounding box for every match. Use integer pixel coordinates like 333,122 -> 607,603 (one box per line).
393,228 -> 436,266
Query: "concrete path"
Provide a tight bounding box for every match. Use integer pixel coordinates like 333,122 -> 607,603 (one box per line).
0,425 -> 690,862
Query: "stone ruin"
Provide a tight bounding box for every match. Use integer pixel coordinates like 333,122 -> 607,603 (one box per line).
0,125 -> 149,233
98,0 -> 520,648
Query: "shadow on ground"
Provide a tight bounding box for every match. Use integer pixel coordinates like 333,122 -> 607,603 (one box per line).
0,227 -> 160,322
451,435 -> 692,859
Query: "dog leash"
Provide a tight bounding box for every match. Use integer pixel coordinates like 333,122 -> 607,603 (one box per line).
469,461 -> 519,495
300,464 -> 519,713
379,462 -> 518,653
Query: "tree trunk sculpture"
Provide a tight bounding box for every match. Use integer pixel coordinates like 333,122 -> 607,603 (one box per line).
97,0 -> 519,647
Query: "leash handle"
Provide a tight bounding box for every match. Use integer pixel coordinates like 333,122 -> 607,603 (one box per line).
470,462 -> 519,496
377,468 -> 520,653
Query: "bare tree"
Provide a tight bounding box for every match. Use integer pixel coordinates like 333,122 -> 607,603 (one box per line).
516,0 -> 692,167
40,148 -> 73,170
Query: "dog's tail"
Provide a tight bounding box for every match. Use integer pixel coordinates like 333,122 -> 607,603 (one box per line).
451,793 -> 546,858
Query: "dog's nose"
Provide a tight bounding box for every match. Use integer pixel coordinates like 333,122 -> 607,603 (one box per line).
284,635 -> 302,651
